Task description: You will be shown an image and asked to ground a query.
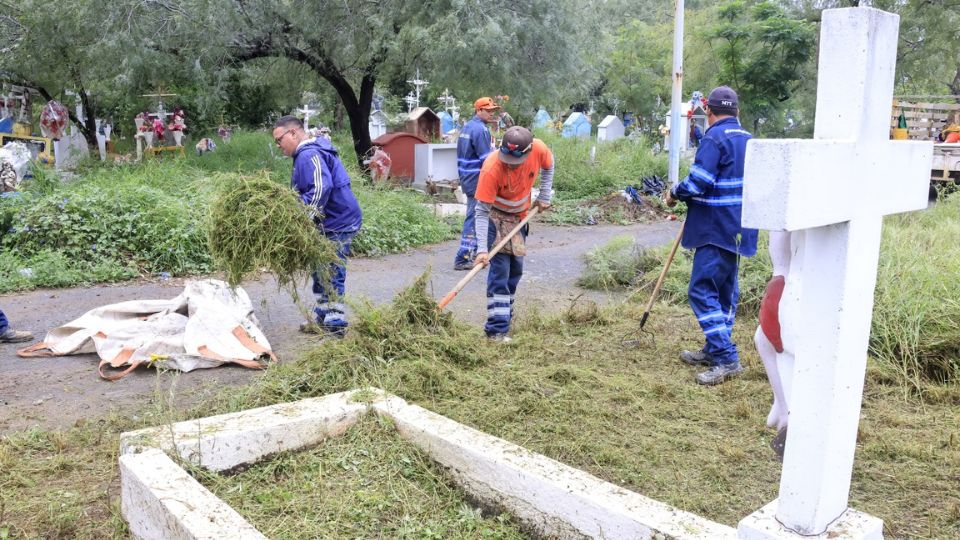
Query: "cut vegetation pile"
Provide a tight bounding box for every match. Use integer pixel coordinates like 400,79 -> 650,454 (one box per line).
197,414 -> 526,539
206,173 -> 338,289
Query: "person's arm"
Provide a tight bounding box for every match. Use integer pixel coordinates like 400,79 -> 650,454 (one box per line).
670,139 -> 721,201
536,166 -> 554,206
293,152 -> 333,221
475,201 -> 492,255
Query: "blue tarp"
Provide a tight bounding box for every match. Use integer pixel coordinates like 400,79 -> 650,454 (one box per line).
0,117 -> 13,135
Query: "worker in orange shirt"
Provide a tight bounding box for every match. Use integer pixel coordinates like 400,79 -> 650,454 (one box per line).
473,126 -> 554,342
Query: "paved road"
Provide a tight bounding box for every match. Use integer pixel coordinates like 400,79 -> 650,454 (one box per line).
0,221 -> 680,433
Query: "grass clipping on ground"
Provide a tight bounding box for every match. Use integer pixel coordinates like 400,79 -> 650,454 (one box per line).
206,173 -> 339,290
198,414 -> 525,539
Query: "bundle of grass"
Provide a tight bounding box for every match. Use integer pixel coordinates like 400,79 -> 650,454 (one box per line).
206,173 -> 339,291
578,235 -> 662,290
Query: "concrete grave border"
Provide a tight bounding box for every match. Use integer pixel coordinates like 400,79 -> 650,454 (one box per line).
119,388 -> 736,540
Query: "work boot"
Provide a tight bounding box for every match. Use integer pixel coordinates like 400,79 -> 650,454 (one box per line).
300,322 -> 347,340
679,349 -> 714,366
695,362 -> 744,385
454,260 -> 474,271
0,328 -> 33,343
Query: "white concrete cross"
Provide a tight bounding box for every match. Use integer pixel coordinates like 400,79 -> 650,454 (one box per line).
738,8 -> 932,539
296,104 -> 318,131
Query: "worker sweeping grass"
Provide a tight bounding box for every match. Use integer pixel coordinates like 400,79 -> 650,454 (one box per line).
206,172 -> 339,295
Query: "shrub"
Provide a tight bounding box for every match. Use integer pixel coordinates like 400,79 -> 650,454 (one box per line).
537,133 -> 671,201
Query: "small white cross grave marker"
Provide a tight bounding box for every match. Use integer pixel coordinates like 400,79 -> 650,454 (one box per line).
738,8 -> 932,539
296,104 -> 319,131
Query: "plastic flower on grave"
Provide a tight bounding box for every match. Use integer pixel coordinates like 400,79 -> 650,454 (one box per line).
168,114 -> 186,132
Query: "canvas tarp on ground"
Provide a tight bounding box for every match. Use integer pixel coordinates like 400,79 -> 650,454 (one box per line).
17,280 -> 275,380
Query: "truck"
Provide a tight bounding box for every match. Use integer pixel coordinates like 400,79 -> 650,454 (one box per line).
890,97 -> 960,184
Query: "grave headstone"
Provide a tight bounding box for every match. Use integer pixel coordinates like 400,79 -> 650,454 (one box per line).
597,115 -> 625,142
737,8 -> 933,538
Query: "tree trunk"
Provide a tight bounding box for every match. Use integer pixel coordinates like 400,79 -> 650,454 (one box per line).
949,66 -> 960,97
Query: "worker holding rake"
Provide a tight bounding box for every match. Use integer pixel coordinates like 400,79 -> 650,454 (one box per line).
473,126 -> 554,342
664,87 -> 757,385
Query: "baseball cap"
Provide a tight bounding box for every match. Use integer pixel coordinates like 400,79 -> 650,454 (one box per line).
474,97 -> 501,111
707,86 -> 739,112
498,126 -> 534,165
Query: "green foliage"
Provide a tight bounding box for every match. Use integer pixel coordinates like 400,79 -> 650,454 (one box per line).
578,235 -> 662,289
0,131 -> 456,292
645,195 -> 960,384
206,173 -> 340,290
872,193 -> 960,384
708,0 -> 816,132
351,189 -> 457,257
541,133 -> 669,201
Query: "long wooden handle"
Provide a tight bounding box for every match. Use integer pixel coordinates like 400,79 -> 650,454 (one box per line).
639,222 -> 685,329
437,206 -> 540,311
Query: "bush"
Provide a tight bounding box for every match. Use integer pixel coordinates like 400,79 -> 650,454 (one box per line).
537,133 -> 672,201
0,131 -> 457,292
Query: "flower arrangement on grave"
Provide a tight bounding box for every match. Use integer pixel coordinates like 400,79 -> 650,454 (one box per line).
152,117 -> 165,139
39,100 -> 69,140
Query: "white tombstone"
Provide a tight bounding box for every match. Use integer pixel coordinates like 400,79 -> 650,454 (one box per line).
737,8 -> 932,539
597,115 -> 625,142
369,110 -> 388,139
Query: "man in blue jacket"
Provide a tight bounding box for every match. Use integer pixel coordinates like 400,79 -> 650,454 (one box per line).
665,87 -> 758,385
453,97 -> 500,270
273,116 -> 363,337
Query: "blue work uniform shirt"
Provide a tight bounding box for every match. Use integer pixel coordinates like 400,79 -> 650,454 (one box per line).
670,117 -> 758,257
291,138 -> 363,233
457,115 -> 493,197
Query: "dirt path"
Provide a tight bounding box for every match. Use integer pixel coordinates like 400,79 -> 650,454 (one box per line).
0,221 -> 680,433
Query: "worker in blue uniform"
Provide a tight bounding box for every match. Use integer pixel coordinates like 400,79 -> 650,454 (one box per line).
665,86 -> 758,385
453,97 -> 500,270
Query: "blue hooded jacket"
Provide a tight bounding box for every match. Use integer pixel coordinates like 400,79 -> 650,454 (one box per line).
670,117 -> 758,257
457,115 -> 493,197
291,138 -> 362,233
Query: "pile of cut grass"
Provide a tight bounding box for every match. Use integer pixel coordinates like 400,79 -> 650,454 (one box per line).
578,235 -> 663,289
197,414 -> 526,539
206,172 -> 338,290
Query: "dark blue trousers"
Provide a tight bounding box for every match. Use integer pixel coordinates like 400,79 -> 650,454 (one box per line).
688,245 -> 740,365
484,220 -> 526,336
311,230 -> 356,331
0,309 -> 8,335
454,195 -> 478,266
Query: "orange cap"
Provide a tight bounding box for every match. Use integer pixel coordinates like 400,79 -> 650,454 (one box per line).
474,97 -> 501,111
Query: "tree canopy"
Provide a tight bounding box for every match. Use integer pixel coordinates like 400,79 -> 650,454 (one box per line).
1,0 -> 956,154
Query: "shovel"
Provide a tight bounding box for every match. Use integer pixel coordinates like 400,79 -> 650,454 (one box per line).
437,206 -> 539,311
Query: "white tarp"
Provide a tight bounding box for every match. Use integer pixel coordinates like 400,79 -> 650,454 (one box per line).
18,279 -> 275,380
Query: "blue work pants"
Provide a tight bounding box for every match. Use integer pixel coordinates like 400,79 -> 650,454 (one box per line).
454,195 -> 478,266
484,220 -> 527,336
688,245 -> 740,365
311,230 -> 357,331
